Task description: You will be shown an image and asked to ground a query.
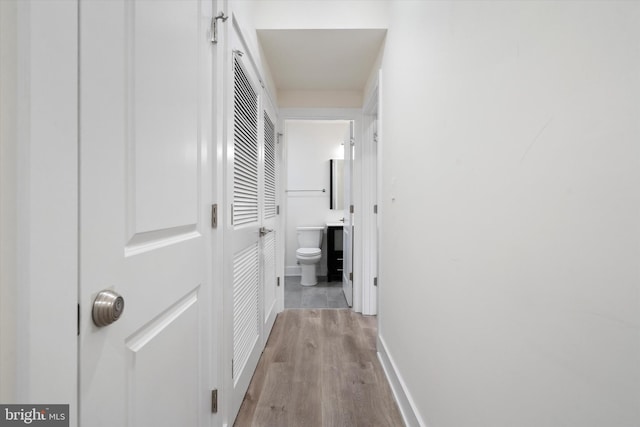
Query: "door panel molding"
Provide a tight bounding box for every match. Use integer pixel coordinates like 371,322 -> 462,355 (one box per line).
125,289 -> 200,426
124,0 -> 201,236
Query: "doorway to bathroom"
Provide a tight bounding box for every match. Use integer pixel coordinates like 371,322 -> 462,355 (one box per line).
281,118 -> 354,309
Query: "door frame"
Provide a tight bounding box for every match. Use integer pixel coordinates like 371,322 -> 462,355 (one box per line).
279,108 -> 372,314
0,0 -> 78,423
362,73 -> 381,316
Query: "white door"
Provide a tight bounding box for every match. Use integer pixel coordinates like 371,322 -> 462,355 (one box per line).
343,122 -> 355,306
224,21 -> 276,422
372,117 -> 379,313
79,1 -> 212,426
261,96 -> 279,340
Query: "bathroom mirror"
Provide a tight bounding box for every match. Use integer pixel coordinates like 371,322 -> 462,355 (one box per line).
329,159 -> 344,210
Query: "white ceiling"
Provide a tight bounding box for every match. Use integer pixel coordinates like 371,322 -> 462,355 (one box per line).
257,29 -> 387,92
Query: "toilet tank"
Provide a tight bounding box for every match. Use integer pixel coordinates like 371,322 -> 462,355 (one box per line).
296,226 -> 324,248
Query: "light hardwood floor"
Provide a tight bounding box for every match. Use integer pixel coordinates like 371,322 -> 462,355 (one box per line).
233,309 -> 405,427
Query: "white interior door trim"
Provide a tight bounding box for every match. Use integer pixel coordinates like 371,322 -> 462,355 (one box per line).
362,74 -> 381,316
0,0 -> 78,422
343,121 -> 355,307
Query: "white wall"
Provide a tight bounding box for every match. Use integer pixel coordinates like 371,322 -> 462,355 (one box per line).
378,2 -> 640,427
278,90 -> 363,109
249,0 -> 389,30
0,0 -> 18,402
285,120 -> 349,276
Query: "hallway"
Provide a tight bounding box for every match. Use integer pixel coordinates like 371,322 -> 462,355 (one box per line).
233,309 -> 404,426
3,2 -> 639,426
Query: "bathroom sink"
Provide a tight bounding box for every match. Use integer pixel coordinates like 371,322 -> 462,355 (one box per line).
325,222 -> 344,227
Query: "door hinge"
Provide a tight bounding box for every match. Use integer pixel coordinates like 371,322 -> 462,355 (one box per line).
276,205 -> 280,215
277,133 -> 283,144
277,277 -> 281,287
211,389 -> 218,413
230,204 -> 234,225
211,204 -> 218,229
374,277 -> 378,287
373,204 -> 378,214
77,303 -> 80,336
349,272 -> 353,281
210,12 -> 228,44
349,204 -> 354,214
231,359 -> 234,379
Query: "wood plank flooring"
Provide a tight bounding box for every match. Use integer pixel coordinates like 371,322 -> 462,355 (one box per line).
233,309 -> 405,427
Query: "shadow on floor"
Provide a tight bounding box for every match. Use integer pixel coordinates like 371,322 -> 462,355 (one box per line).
284,276 -> 349,309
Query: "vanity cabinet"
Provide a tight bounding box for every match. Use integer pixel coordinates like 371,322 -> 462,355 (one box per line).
326,225 -> 343,282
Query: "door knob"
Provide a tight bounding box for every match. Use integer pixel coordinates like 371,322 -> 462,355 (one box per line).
259,227 -> 273,237
92,290 -> 125,327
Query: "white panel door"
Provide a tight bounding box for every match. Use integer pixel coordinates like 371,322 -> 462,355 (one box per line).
225,22 -> 268,422
343,122 -> 355,306
79,1 -> 210,426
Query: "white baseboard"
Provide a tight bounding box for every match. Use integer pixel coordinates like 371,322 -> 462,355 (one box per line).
285,266 -> 301,276
377,334 -> 427,427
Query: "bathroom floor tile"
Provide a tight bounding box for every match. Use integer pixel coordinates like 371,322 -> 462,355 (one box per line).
327,297 -> 348,309
284,292 -> 302,309
285,276 -> 347,309
327,293 -> 348,308
301,292 -> 328,308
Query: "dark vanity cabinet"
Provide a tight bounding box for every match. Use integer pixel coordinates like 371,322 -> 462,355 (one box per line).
327,225 -> 343,282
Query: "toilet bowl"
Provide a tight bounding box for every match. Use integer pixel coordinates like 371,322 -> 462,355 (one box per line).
295,226 -> 324,286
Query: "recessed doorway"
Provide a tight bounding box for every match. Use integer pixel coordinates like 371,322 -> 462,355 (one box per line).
282,119 -> 351,309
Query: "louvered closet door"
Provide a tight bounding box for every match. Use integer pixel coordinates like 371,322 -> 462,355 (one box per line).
261,96 -> 279,339
225,28 -> 265,422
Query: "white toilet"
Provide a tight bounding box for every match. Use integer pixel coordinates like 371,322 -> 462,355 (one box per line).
296,226 -> 324,286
